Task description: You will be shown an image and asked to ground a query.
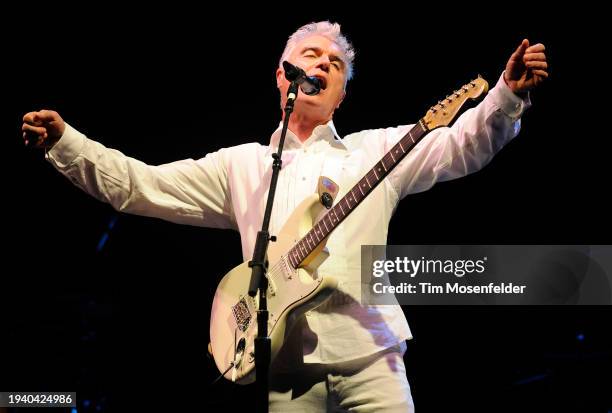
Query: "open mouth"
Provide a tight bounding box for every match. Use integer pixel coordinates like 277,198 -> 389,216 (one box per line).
312,75 -> 327,90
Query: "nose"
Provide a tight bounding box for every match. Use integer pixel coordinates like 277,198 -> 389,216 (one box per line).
316,55 -> 331,73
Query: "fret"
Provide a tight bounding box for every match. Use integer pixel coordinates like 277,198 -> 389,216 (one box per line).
325,215 -> 334,233
344,197 -> 352,210
389,150 -> 396,163
365,174 -> 372,188
332,208 -> 340,223
293,246 -> 299,261
301,239 -> 311,256
394,146 -> 403,159
322,217 -> 330,233
385,154 -> 393,168
308,233 -> 316,249
305,238 -> 315,257
399,140 -> 405,152
298,242 -> 306,259
319,220 -> 327,237
305,235 -> 313,249
351,188 -> 360,203
358,181 -> 365,196
313,226 -> 322,242
339,202 -> 345,216
328,210 -> 336,224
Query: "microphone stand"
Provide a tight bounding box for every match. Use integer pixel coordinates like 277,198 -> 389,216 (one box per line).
247,80 -> 300,413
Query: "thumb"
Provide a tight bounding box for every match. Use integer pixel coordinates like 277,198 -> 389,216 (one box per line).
34,109 -> 56,124
513,39 -> 529,58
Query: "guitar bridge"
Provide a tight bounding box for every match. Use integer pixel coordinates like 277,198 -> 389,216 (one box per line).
231,296 -> 254,332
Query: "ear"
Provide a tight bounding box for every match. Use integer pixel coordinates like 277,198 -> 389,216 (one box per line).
336,90 -> 346,109
276,67 -> 284,89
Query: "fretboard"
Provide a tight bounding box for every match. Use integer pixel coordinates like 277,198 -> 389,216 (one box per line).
288,120 -> 430,269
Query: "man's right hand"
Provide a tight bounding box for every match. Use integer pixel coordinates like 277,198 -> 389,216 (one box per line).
22,110 -> 66,149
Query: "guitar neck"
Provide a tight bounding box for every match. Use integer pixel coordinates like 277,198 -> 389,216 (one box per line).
288,119 -> 430,269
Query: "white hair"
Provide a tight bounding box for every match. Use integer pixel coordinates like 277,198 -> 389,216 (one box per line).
279,21 -> 355,83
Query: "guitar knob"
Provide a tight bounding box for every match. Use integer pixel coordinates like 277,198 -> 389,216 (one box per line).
320,192 -> 333,209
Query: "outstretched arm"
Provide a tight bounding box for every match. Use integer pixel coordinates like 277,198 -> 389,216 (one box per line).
385,39 -> 548,199
22,110 -> 237,229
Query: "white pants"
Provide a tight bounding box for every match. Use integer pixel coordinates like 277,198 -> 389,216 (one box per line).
269,344 -> 414,412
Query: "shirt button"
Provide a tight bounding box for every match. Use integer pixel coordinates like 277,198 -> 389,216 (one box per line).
302,177 -> 306,181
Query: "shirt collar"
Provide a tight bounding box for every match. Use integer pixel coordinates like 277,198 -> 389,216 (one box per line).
268,120 -> 347,152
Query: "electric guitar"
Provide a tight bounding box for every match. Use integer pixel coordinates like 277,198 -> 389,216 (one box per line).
210,76 -> 489,383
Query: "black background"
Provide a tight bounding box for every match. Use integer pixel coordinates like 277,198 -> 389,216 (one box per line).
3,3 -> 610,412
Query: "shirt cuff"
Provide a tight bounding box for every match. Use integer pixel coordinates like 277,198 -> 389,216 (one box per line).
489,72 -> 532,120
45,122 -> 85,168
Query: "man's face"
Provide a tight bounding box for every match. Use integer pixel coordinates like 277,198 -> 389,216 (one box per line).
276,35 -> 347,122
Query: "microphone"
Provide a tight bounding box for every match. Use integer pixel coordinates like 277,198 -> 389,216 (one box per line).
282,61 -> 322,96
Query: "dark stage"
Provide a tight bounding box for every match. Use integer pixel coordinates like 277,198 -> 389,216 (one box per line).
3,5 -> 610,412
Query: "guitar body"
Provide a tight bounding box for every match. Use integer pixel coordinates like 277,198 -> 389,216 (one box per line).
210,179 -> 339,384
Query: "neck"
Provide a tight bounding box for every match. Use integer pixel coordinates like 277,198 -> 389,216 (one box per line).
283,110 -> 330,143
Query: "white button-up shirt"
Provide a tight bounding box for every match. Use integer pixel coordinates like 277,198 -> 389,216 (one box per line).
47,74 -> 529,364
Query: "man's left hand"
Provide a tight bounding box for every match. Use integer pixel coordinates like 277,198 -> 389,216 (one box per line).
504,39 -> 548,94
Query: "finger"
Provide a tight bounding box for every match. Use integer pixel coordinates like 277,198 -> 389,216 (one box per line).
511,39 -> 530,60
532,70 -> 549,78
34,109 -> 57,123
523,52 -> 547,62
23,130 -> 48,147
525,61 -> 548,70
22,112 -> 35,123
22,123 -> 47,136
526,43 -> 545,53
23,129 -> 48,138
23,111 -> 44,126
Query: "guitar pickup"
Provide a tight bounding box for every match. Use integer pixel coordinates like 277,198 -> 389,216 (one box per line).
280,255 -> 296,280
